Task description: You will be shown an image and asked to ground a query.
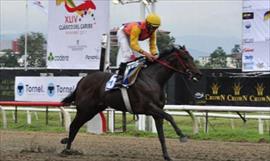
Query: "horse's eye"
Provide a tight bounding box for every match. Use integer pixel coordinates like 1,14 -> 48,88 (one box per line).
182,55 -> 189,61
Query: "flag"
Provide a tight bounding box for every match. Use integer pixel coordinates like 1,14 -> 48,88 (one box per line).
28,0 -> 48,14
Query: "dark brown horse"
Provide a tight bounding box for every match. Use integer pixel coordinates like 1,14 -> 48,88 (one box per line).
60,45 -> 202,161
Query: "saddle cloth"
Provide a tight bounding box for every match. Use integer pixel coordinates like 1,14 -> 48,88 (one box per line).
105,59 -> 145,91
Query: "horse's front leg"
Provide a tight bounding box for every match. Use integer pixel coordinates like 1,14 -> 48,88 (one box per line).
153,116 -> 172,161
149,103 -> 187,142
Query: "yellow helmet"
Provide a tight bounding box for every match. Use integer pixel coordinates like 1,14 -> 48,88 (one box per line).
146,13 -> 161,27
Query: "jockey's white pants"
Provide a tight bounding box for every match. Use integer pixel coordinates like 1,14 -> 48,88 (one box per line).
116,26 -> 140,66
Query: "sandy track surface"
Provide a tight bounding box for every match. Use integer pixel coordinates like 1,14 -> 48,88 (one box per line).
0,131 -> 269,161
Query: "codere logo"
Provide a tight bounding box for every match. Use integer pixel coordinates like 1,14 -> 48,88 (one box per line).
48,52 -> 54,61
211,83 -> 220,95
233,83 -> 242,96
255,83 -> 264,96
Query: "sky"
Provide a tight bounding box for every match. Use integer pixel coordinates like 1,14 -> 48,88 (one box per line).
0,0 -> 243,58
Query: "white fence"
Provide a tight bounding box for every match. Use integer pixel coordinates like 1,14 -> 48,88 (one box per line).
1,105 -> 270,134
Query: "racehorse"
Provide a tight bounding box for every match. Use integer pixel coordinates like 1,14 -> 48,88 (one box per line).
60,45 -> 202,161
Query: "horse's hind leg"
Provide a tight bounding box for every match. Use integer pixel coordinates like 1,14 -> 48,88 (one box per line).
62,106 -> 105,153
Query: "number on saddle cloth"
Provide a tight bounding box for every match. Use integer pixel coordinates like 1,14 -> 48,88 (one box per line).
105,58 -> 145,91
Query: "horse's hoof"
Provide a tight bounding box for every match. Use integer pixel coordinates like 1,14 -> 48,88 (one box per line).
164,156 -> 173,161
60,149 -> 83,156
60,138 -> 69,144
180,136 -> 188,143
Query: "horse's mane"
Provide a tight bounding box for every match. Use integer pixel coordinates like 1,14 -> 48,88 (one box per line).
143,44 -> 187,66
158,45 -> 185,59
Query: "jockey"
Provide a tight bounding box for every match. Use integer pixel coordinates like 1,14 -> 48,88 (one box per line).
116,13 -> 161,83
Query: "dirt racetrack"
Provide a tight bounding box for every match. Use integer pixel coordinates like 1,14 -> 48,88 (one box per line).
0,131 -> 269,161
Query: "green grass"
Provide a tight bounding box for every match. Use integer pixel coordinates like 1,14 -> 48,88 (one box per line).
0,110 -> 269,143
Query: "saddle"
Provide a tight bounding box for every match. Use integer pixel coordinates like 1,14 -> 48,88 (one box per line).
105,58 -> 145,91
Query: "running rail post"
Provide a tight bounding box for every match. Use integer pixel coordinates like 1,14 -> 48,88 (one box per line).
0,106 -> 7,128
46,106 -> 49,125
15,106 -> 18,123
58,106 -> 71,132
205,112 -> 209,134
122,111 -> 126,132
185,110 -> 199,134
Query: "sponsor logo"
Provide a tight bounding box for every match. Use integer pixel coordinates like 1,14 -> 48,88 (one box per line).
243,12 -> 254,20
211,83 -> 220,95
233,83 -> 242,96
49,84 -> 75,96
47,83 -> 55,97
48,52 -> 69,62
68,40 -> 87,51
56,0 -> 97,31
264,10 -> 270,21
25,84 -> 45,94
243,54 -> 254,70
48,52 -> 54,61
194,92 -> 204,99
243,48 -> 254,52
85,55 -> 99,60
243,5 -> 252,10
243,38 -> 254,43
56,0 -> 96,17
244,55 -> 253,60
255,83 -> 264,96
256,62 -> 265,69
205,81 -> 270,103
56,85 -> 75,94
244,21 -> 252,30
17,82 -> 24,96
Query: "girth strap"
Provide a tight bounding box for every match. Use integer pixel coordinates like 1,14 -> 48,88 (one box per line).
120,88 -> 133,114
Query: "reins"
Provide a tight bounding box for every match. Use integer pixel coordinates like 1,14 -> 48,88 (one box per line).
154,53 -> 189,76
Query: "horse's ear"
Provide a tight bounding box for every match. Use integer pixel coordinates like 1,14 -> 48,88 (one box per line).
183,45 -> 186,50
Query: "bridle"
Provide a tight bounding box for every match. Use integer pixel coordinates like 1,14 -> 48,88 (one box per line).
154,51 -> 194,79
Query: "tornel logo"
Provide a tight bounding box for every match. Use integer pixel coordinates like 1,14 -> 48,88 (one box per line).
47,83 -> 55,97
17,83 -> 24,96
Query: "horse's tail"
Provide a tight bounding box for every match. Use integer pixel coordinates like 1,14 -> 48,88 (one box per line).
61,89 -> 76,105
61,77 -> 84,105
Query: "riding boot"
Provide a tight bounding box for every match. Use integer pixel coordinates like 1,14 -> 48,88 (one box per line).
114,63 -> 127,87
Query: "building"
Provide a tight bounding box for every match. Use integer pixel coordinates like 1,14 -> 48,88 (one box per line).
0,39 -> 19,53
198,56 -> 210,66
226,53 -> 242,68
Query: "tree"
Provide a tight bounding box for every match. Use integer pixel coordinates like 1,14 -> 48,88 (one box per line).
0,49 -> 20,67
194,60 -> 204,69
206,47 -> 227,68
110,46 -> 119,66
230,44 -> 242,69
231,44 -> 241,54
17,32 -> 47,67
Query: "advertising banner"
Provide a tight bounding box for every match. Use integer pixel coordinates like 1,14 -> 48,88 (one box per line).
205,77 -> 270,106
242,0 -> 270,71
15,77 -> 82,102
47,0 -> 109,69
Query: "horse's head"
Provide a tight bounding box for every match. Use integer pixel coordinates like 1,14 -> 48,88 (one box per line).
156,45 -> 202,82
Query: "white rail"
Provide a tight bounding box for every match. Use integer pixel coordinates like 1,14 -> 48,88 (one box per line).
164,105 -> 270,112
1,105 -> 269,134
